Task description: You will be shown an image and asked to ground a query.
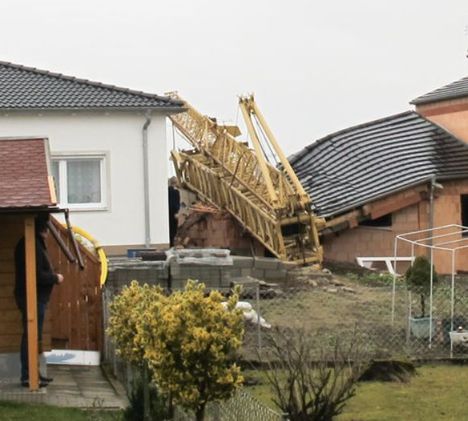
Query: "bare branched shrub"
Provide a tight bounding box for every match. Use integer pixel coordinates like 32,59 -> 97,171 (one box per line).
260,327 -> 369,421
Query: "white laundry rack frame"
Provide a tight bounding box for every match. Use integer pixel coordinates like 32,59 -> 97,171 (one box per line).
391,224 -> 468,347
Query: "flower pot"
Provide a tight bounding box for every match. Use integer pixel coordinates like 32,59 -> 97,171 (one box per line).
449,331 -> 468,347
409,317 -> 436,339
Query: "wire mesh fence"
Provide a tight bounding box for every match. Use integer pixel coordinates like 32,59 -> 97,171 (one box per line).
102,267 -> 468,420
174,391 -> 286,421
238,276 -> 468,361
102,283 -> 286,421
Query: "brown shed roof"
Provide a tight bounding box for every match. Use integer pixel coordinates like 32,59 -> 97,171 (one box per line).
0,137 -> 56,209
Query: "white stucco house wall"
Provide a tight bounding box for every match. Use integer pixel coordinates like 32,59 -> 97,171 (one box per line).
0,61 -> 184,254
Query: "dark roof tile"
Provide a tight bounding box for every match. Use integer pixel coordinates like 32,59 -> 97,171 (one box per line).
411,76 -> 468,105
0,61 -> 183,110
290,111 -> 468,218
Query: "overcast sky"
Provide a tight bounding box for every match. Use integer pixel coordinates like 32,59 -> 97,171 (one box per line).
1,0 -> 468,157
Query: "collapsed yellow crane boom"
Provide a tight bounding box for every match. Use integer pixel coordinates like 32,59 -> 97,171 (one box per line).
167,92 -> 323,265
238,95 -> 311,208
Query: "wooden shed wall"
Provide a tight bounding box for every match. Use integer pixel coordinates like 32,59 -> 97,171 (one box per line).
0,215 -> 51,353
0,214 -> 102,355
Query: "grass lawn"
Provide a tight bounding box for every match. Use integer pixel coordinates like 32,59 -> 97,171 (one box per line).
339,364 -> 468,421
247,364 -> 468,420
0,401 -> 122,421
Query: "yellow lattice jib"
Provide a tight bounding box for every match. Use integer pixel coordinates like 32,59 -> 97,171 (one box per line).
168,92 -> 323,265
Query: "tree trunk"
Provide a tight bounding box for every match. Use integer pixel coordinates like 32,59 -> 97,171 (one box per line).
421,294 -> 425,318
142,364 -> 150,421
168,392 -> 174,419
195,404 -> 205,421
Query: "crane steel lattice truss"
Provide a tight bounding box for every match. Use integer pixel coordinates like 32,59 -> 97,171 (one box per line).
168,92 -> 324,264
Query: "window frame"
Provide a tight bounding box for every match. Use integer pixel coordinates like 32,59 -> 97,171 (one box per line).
460,194 -> 468,237
51,152 -> 109,211
359,212 -> 393,228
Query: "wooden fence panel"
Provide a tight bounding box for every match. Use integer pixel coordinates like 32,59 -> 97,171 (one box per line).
47,218 -> 102,352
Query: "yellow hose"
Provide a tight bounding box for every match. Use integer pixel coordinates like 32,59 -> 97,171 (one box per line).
65,225 -> 108,286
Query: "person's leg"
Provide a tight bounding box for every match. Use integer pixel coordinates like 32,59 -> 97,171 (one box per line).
20,302 -> 49,386
169,215 -> 177,246
37,302 -> 46,343
19,305 -> 28,382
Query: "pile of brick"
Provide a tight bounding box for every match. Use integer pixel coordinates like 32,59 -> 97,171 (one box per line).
175,204 -> 264,256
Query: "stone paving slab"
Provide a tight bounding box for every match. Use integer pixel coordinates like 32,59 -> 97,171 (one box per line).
0,365 -> 128,409
46,365 -> 127,409
0,379 -> 47,404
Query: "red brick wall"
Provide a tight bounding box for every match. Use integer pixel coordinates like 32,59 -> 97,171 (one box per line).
323,180 -> 468,274
323,203 -> 421,267
432,180 -> 468,273
417,98 -> 468,144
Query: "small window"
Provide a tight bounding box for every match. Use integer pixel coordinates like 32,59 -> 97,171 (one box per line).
359,213 -> 392,227
461,195 -> 468,236
52,155 -> 107,210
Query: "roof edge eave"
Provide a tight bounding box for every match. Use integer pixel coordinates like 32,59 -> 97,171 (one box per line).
0,105 -> 186,113
410,92 -> 468,106
323,172 -> 468,221
322,177 -> 435,220
0,205 -> 62,214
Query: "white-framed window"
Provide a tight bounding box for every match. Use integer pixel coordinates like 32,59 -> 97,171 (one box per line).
51,153 -> 108,210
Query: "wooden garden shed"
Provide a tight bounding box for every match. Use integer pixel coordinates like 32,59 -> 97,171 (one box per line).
0,137 -> 102,391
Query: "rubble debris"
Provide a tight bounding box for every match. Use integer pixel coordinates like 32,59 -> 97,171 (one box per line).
175,204 -> 265,254
332,280 -> 345,287
166,248 -> 233,266
230,276 -> 282,299
140,250 -> 167,261
188,202 -> 219,214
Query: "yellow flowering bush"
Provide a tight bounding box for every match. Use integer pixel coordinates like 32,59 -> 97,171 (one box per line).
107,280 -> 164,365
142,280 -> 244,421
107,279 -> 244,421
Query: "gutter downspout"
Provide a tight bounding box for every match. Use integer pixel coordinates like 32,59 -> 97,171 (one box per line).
428,176 -> 435,248
428,176 -> 443,248
142,112 -> 152,248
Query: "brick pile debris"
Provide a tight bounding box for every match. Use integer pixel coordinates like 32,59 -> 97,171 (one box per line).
175,202 -> 264,255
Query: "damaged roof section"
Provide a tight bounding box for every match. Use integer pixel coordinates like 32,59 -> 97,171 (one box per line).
411,75 -> 468,105
0,137 -> 56,209
290,111 -> 468,218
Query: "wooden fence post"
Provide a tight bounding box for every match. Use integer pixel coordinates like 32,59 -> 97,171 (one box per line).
25,216 -> 39,391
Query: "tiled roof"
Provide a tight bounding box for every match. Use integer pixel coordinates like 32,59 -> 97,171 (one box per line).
290,111 -> 468,218
411,76 -> 468,105
0,61 -> 184,110
0,137 -> 55,209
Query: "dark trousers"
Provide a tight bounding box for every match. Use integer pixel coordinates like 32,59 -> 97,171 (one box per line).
169,215 -> 178,247
18,300 -> 46,382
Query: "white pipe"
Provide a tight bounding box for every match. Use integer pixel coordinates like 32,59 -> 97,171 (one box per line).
451,250 -> 455,333
391,237 -> 398,325
142,112 -> 152,248
429,247 -> 434,347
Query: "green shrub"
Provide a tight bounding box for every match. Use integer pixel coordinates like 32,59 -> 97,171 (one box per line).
405,256 -> 439,318
123,374 -> 170,421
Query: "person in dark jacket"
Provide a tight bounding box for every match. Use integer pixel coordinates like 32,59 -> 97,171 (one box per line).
14,213 -> 64,387
168,177 -> 181,247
